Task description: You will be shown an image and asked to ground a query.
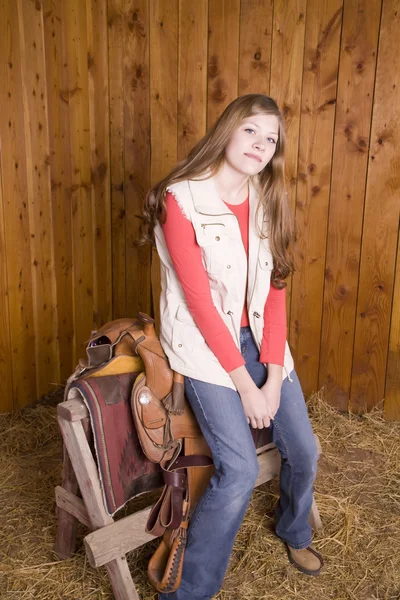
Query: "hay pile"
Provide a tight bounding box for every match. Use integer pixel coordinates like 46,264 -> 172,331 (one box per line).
0,392 -> 399,600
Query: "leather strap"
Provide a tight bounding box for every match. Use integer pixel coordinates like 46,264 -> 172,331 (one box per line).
146,454 -> 213,536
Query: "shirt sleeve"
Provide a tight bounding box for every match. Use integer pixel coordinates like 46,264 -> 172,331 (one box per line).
161,191 -> 245,372
259,285 -> 287,366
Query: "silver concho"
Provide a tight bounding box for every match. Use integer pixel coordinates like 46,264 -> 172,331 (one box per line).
138,389 -> 152,405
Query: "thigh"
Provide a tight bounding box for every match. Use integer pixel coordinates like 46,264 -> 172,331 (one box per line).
184,377 -> 257,471
271,370 -> 318,464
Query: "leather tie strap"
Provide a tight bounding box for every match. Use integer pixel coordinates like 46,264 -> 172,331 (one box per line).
146,454 -> 213,536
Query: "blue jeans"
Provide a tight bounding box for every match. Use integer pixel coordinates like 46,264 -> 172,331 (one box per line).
159,326 -> 318,600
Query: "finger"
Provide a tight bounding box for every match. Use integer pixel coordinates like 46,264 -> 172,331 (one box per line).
256,418 -> 264,429
250,418 -> 258,429
247,417 -> 251,425
263,417 -> 271,428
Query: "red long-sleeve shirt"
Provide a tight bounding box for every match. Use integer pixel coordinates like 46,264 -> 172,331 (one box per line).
162,191 -> 287,372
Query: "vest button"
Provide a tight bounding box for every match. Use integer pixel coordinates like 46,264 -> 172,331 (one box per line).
227,265 -> 231,269
265,261 -> 268,266
253,311 -> 260,318
178,343 -> 182,347
215,236 -> 220,241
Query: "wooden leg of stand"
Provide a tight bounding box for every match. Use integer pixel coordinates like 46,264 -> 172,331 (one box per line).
58,412 -> 141,599
54,443 -> 79,559
105,556 -> 140,600
309,497 -> 323,531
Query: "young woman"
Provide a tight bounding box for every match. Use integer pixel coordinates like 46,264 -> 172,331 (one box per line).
142,94 -> 323,599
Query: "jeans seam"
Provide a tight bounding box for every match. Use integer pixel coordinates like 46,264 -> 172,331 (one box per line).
273,417 -> 292,466
185,377 -> 221,537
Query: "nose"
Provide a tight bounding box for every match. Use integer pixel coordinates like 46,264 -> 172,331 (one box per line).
253,139 -> 264,152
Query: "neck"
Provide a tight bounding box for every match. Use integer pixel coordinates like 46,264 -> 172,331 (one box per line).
214,163 -> 249,204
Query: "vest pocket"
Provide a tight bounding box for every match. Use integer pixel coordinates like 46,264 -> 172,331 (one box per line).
194,223 -> 228,274
172,303 -> 200,356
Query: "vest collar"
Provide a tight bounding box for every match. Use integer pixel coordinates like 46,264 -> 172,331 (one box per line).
187,175 -> 263,229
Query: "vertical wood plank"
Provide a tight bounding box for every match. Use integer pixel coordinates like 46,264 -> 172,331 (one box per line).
385,231 -> 400,420
124,0 -> 151,318
86,0 -> 112,328
0,0 -> 37,408
269,0 -> 307,323
290,0 -> 343,395
318,0 -> 382,410
108,0 -> 126,319
238,0 -> 273,96
63,0 -> 94,363
150,0 -> 178,326
0,153 -> 13,410
43,0 -> 74,382
207,0 -> 240,126
350,0 -> 400,412
17,0 -> 60,397
177,0 -> 208,161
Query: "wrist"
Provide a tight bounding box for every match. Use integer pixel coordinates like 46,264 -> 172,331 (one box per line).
266,363 -> 283,381
228,364 -> 254,394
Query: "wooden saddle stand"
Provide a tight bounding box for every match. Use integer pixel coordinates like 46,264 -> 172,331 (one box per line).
55,313 -> 322,600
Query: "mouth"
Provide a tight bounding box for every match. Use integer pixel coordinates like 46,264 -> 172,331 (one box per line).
244,153 -> 262,163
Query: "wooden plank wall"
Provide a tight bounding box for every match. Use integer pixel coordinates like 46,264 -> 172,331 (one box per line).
0,0 -> 399,418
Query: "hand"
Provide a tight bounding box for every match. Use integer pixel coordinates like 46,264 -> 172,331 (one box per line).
239,384 -> 272,429
228,365 -> 272,429
261,377 -> 282,419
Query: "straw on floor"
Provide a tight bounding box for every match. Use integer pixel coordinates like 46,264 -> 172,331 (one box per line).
0,391 -> 399,600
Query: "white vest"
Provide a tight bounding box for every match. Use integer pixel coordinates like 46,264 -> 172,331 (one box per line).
154,176 -> 295,390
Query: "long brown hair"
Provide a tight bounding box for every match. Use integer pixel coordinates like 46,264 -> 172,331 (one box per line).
140,94 -> 295,289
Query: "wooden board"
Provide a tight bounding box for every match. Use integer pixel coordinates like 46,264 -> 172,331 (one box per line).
87,0 -> 112,329
177,0 -> 208,161
238,0 -> 273,96
385,229 -> 400,420
289,0 -> 342,396
350,0 -> 400,412
0,0 -> 37,409
149,0 -> 178,326
123,0 -> 151,318
108,0 -> 126,319
318,0 -> 381,411
207,0 -> 240,126
43,0 -> 74,382
63,0 -> 94,364
0,152 -> 13,409
269,0 -> 307,324
17,0 -> 61,397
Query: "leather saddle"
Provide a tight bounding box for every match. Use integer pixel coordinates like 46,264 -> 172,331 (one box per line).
72,312 -> 214,593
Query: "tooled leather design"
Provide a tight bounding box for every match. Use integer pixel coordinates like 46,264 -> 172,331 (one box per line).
161,534 -> 187,593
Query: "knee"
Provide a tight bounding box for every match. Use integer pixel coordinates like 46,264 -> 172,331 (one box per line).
219,453 -> 259,493
291,440 -> 319,480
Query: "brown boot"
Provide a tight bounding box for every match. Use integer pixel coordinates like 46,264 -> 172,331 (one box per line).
286,544 -> 324,576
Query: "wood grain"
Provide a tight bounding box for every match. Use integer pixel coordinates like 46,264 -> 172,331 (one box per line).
318,0 -> 381,410
18,0 -> 60,397
0,153 -> 13,409
150,0 -> 178,327
290,0 -> 342,395
87,0 -> 112,329
207,0 -> 240,126
385,228 -> 400,420
63,0 -> 94,364
108,0 -> 126,319
0,0 -> 37,408
269,0 -> 307,324
177,0 -> 208,161
0,1 -> 399,417
238,0 -> 273,95
350,0 -> 400,412
43,0 -> 74,382
124,0 -> 151,318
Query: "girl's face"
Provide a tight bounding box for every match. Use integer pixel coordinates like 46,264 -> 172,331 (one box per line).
224,113 -> 280,176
